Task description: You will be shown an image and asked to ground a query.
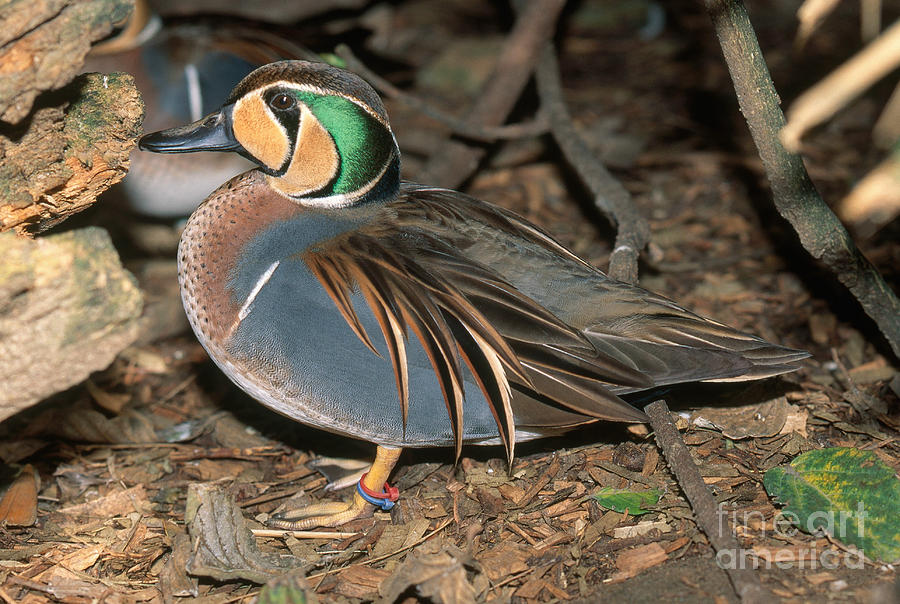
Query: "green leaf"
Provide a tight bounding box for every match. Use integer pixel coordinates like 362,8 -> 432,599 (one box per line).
592,487 -> 661,515
319,52 -> 347,69
764,447 -> 900,563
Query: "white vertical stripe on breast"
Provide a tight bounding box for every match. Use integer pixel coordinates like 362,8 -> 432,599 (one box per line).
237,260 -> 281,322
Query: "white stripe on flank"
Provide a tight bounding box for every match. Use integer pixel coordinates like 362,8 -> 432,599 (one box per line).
185,64 -> 203,122
238,260 -> 280,321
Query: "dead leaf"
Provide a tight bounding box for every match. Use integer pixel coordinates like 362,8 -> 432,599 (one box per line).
85,379 -> 130,413
184,483 -> 303,584
334,566 -> 391,599
477,539 -> 531,582
378,547 -> 479,604
0,440 -> 48,464
50,402 -> 157,443
372,523 -> 416,559
33,566 -> 105,599
181,458 -> 258,482
211,413 -> 276,449
158,533 -> 198,599
58,485 -> 149,518
690,397 -> 791,439
779,406 -> 809,437
612,520 -> 672,539
119,347 -> 170,374
0,464 -> 39,526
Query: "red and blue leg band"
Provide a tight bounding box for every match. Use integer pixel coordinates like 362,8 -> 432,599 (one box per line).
357,472 -> 400,511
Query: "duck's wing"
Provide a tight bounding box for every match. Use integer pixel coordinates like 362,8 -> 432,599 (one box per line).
581,291 -> 811,387
400,186 -> 809,391
301,190 -> 653,463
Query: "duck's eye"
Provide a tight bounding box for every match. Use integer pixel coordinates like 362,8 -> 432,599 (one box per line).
269,93 -> 295,111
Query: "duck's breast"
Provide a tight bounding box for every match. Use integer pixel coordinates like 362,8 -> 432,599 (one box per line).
178,171 -> 506,446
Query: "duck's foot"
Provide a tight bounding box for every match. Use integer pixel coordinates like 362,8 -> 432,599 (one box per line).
269,493 -> 371,529
268,445 -> 402,530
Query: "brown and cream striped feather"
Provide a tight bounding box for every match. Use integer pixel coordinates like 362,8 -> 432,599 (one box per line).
300,184 -> 807,463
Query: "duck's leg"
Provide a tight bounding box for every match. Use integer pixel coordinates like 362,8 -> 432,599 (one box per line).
269,445 -> 402,529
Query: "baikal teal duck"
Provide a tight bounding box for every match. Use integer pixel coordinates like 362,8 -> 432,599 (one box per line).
140,60 -> 809,528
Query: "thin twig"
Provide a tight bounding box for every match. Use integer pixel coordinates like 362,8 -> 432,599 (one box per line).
250,529 -> 358,539
534,44 -> 650,284
305,517 -> 453,580
594,459 -> 658,487
336,44 -> 548,143
704,0 -> 900,359
645,400 -> 771,604
420,0 -> 567,188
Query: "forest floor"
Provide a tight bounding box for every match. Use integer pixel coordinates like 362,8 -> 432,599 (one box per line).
1,0 -> 898,602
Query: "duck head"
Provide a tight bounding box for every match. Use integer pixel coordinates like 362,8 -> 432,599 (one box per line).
139,60 -> 400,207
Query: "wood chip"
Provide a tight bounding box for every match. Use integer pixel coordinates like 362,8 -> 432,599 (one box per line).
515,577 -> 546,599
402,518 -> 432,550
541,579 -> 571,600
806,571 -> 837,586
475,487 -> 505,517
55,544 -> 103,572
605,542 -> 668,583
641,447 -> 659,476
662,536 -> 691,553
497,483 -> 525,503
0,464 -> 39,526
514,454 -> 560,507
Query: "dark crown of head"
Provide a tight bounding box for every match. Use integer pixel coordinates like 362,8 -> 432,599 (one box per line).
226,60 -> 390,125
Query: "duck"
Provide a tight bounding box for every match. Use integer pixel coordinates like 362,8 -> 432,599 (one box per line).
85,0 -> 315,217
139,60 -> 809,528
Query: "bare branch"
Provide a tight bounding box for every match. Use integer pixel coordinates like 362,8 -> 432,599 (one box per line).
420,0 -> 567,188
335,44 -> 549,143
704,0 -> 900,359
534,45 -> 650,284
645,400 -> 772,604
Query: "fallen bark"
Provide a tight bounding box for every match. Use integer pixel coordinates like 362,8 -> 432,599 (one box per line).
0,72 -> 144,234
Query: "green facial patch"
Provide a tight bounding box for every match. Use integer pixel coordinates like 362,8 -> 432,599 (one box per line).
295,92 -> 395,197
